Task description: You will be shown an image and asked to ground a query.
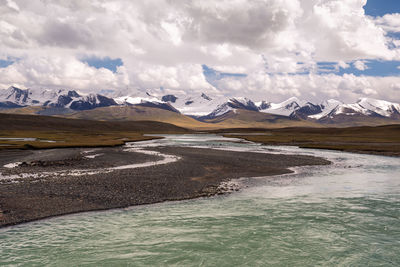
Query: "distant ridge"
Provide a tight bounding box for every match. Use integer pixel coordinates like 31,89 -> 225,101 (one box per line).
1,86 -> 400,128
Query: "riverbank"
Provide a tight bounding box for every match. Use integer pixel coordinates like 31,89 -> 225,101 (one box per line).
0,145 -> 330,227
221,124 -> 400,157
0,113 -> 189,150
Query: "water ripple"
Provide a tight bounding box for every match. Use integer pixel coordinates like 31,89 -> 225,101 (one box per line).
1,134 -> 400,266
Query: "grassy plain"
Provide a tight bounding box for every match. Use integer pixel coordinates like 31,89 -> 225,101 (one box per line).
0,113 -> 189,149
221,125 -> 400,156
1,113 -> 399,156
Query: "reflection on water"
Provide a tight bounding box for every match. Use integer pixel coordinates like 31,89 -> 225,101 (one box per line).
1,134 -> 400,266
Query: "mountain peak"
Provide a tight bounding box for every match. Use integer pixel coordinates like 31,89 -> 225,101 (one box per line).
285,96 -> 300,102
1,87 -> 399,123
355,97 -> 400,117
67,90 -> 80,98
6,86 -> 29,95
8,85 -> 20,91
2,86 -> 31,105
357,97 -> 395,107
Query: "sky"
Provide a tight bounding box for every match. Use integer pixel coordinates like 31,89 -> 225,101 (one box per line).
0,0 -> 400,103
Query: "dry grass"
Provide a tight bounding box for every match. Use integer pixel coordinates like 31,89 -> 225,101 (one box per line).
223,125 -> 400,156
0,130 -> 160,149
66,106 -> 320,130
0,113 -> 189,150
65,106 -> 215,130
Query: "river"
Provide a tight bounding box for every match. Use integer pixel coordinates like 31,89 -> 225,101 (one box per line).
1,134 -> 400,266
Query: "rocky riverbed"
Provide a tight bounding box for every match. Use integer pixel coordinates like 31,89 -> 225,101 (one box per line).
0,145 -> 330,227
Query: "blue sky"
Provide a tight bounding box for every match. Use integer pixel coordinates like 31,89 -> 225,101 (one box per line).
315,60 -> 400,77
0,59 -> 14,68
82,57 -> 123,73
0,57 -> 18,68
364,0 -> 400,16
202,65 -> 247,86
0,56 -> 125,73
338,61 -> 400,77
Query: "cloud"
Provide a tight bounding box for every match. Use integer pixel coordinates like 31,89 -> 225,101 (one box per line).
174,0 -> 302,50
353,60 -> 368,71
338,61 -> 350,69
0,0 -> 398,103
5,0 -> 19,12
212,72 -> 400,103
374,13 -> 400,33
130,63 -> 217,94
0,55 -> 130,90
39,20 -> 95,49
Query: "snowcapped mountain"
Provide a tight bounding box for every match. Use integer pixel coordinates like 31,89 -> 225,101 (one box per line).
290,102 -> 323,119
308,99 -> 343,120
203,96 -> 400,122
121,91 -> 259,118
114,91 -> 159,105
255,97 -> 342,120
228,97 -> 259,111
258,97 -> 306,116
0,86 -> 117,111
318,98 -> 400,120
1,86 -> 399,125
65,93 -> 117,110
199,97 -> 259,119
355,98 -> 400,118
0,86 -> 37,107
160,92 -> 228,116
114,91 -> 179,112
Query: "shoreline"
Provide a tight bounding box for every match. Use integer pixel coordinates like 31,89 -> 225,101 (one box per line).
0,179 -> 242,230
218,125 -> 400,157
227,136 -> 400,157
0,135 -> 164,151
0,145 -> 330,228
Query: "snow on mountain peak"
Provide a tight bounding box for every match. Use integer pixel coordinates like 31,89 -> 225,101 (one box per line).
308,99 -> 342,119
311,97 -> 400,119
114,96 -> 159,105
201,93 -> 212,101
1,87 -> 400,121
259,97 -> 305,116
356,98 -> 400,117
161,92 -> 226,116
317,98 -> 400,119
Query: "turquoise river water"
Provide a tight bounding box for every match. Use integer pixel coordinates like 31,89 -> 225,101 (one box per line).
1,134 -> 400,266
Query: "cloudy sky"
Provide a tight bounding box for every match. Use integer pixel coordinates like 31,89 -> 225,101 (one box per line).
0,0 -> 400,102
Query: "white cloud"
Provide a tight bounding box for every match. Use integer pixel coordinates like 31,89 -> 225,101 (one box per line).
161,21 -> 183,46
353,60 -> 368,71
211,72 -> 400,103
0,0 -> 398,103
338,61 -> 350,69
0,55 -> 130,90
6,0 -> 19,12
374,13 -> 400,33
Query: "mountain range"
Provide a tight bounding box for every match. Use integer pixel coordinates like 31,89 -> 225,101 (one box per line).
1,86 -> 399,129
